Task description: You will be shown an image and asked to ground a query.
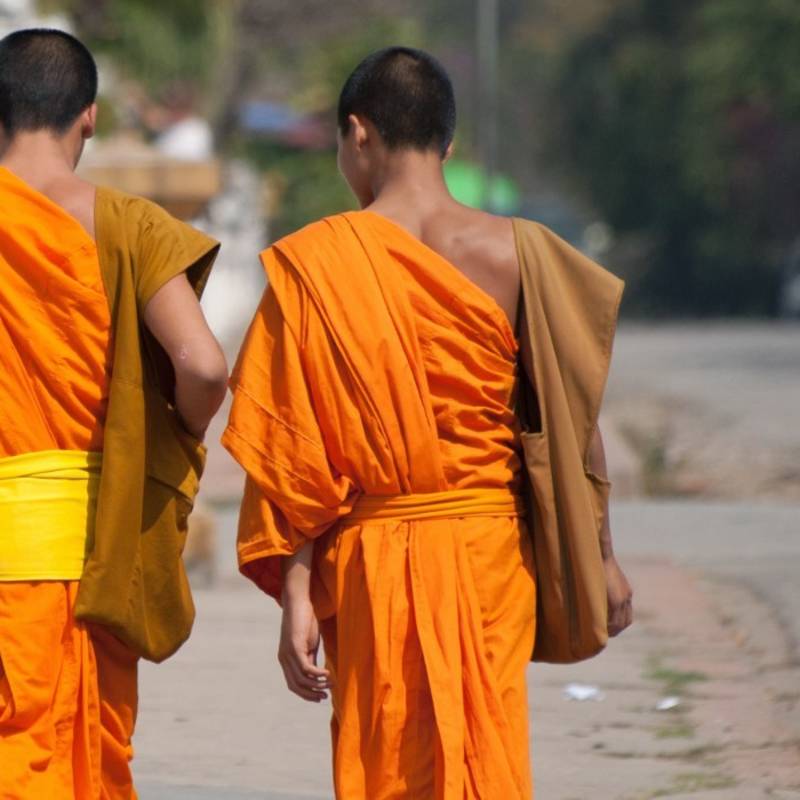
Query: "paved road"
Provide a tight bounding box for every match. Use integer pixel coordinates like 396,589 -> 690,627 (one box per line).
136,322 -> 800,797
604,322 -> 800,500
612,500 -> 800,659
607,322 -> 800,456
134,499 -> 800,799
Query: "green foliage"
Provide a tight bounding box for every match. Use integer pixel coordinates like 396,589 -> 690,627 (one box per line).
553,0 -> 800,315
46,0 -> 224,97
646,663 -> 709,694
236,16 -> 427,238
48,0 -> 798,315
296,16 -> 425,113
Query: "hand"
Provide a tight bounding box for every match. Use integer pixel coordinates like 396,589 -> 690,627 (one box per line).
604,555 -> 633,637
278,593 -> 331,702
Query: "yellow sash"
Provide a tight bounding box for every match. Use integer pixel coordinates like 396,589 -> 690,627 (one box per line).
344,487 -> 523,523
0,450 -> 101,581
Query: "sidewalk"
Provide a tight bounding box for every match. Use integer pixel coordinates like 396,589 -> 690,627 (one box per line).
133,501 -> 800,799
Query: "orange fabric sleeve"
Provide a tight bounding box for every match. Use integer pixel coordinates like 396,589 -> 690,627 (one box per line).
236,476 -> 303,600
222,284 -> 358,599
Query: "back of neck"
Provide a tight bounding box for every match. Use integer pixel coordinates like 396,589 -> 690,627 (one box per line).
1,130 -> 80,193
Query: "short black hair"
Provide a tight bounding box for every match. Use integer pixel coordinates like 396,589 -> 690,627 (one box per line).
337,47 -> 456,158
0,28 -> 98,137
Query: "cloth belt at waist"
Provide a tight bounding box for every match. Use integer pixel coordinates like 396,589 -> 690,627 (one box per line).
0,449 -> 101,581
345,487 -> 524,523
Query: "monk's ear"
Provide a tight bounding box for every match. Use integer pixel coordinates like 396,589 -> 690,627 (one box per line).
443,140 -> 455,163
81,103 -> 98,140
348,113 -> 369,151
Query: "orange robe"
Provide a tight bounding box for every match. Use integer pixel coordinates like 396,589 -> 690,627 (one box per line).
224,211 -> 537,799
0,166 -> 137,799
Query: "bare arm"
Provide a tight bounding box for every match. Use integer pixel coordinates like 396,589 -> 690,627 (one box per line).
282,539 -> 314,602
278,541 -> 331,702
587,426 -> 634,636
143,273 -> 228,440
586,425 -> 614,559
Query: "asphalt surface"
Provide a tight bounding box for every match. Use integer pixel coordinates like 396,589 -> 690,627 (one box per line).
136,322 -> 800,798
134,499 -> 800,800
612,500 -> 800,659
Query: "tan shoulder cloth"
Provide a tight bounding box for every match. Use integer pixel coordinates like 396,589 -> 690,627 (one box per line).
513,219 -> 624,663
74,187 -> 219,662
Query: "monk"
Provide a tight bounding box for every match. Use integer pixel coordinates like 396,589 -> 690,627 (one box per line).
224,46 -> 633,798
0,29 -> 227,798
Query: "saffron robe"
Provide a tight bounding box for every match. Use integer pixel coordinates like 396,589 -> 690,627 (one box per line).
0,166 -> 217,797
0,165 -> 136,799
0,167 -> 111,456
223,210 -> 537,799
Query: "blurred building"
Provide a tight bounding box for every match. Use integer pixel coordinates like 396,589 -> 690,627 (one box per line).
79,133 -> 221,221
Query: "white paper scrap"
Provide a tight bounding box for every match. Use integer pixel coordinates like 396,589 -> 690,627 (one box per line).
563,683 -> 606,702
655,696 -> 681,711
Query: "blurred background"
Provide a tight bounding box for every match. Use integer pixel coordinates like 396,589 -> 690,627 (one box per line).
5,0 -> 800,319
2,1 -> 798,798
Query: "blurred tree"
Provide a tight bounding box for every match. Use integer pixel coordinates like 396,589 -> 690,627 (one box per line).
39,0 -> 224,102
552,0 -> 800,314
42,0 -> 420,134
47,0 -> 424,234
227,10 -> 425,236
207,0 -> 419,147
45,0 -> 798,314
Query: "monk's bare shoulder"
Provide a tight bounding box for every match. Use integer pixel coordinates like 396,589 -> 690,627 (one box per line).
428,207 -> 519,322
471,210 -> 518,276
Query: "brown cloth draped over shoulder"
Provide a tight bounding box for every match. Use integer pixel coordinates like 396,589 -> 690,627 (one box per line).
74,187 -> 220,663
513,219 -> 624,663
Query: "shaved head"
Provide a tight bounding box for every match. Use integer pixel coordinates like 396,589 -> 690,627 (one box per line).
338,47 -> 456,158
0,28 -> 98,137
